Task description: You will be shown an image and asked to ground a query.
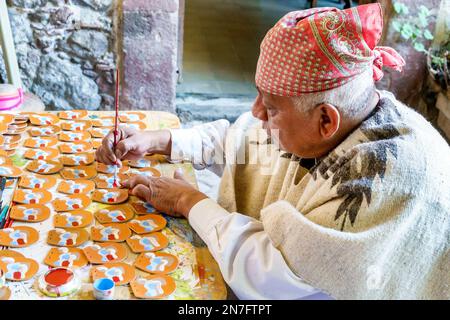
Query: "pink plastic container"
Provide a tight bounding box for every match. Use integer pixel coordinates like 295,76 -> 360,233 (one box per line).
0,84 -> 23,111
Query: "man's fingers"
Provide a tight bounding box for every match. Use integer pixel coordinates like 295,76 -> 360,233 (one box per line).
98,126 -> 137,164
121,175 -> 152,189
100,131 -> 118,164
130,184 -> 151,202
96,146 -> 115,165
122,153 -> 146,161
115,139 -> 132,160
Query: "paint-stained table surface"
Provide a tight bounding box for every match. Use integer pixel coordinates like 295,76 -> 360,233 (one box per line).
0,110 -> 227,300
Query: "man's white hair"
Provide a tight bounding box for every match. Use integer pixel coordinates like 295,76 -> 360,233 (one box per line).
292,68 -> 376,117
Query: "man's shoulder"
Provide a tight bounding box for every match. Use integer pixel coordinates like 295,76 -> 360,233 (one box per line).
362,92 -> 449,158
313,93 -> 450,189
329,92 -> 450,193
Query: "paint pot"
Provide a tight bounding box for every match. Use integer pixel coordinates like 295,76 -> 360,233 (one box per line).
38,267 -> 81,298
93,278 -> 115,300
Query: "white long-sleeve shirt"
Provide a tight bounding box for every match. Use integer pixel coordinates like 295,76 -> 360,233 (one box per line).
170,92 -> 450,300
169,119 -> 332,300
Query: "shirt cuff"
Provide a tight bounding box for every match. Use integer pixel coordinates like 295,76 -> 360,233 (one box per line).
188,198 -> 230,242
169,128 -> 201,162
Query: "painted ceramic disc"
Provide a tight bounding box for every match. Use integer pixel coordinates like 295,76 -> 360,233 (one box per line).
94,173 -> 128,189
94,204 -> 135,224
91,262 -> 136,286
52,194 -> 91,211
0,226 -> 39,248
26,159 -> 63,175
92,189 -> 129,204
53,210 -> 94,228
60,153 -> 95,166
89,127 -> 112,138
91,223 -> 132,242
134,252 -> 179,275
58,131 -> 91,142
119,112 -> 145,123
61,120 -> 92,131
10,204 -> 51,223
29,114 -> 59,126
127,214 -> 167,234
91,117 -> 115,127
44,247 -> 88,269
13,188 -> 52,204
130,275 -> 176,299
60,165 -> 97,180
96,163 -> 129,174
19,174 -> 57,189
23,136 -> 58,148
126,232 -> 169,253
28,125 -> 61,136
58,110 -> 88,120
59,141 -> 93,154
57,179 -> 96,195
47,228 -> 90,247
82,243 -> 128,264
0,256 -> 39,281
23,148 -> 59,161
0,165 -> 23,178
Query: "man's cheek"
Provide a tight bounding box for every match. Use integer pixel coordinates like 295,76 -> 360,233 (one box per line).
272,130 -> 290,152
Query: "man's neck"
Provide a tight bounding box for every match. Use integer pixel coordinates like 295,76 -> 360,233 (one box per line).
344,90 -> 380,131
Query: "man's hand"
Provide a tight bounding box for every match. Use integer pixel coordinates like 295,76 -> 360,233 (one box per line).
121,169 -> 207,219
96,126 -> 172,166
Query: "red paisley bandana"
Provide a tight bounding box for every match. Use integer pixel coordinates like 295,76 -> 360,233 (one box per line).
255,3 -> 405,96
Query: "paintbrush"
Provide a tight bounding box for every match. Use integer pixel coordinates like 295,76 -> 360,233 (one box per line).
113,68 -> 120,188
0,177 -> 6,213
0,205 -> 10,229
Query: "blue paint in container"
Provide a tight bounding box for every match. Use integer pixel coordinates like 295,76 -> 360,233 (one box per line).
93,277 -> 115,300
94,278 -> 114,291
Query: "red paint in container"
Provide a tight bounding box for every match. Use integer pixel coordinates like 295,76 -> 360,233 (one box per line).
39,267 -> 81,297
45,268 -> 73,287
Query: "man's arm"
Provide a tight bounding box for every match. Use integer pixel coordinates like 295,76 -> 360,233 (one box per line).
169,119 -> 230,176
188,198 -> 332,300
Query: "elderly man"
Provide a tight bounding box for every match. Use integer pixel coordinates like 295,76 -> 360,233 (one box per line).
97,4 -> 450,299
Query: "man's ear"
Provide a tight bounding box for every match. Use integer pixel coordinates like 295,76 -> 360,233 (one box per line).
318,103 -> 340,139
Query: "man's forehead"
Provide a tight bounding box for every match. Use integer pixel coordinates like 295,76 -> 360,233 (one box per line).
258,86 -> 291,106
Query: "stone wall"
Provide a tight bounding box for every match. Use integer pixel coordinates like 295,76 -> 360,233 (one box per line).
120,0 -> 179,112
0,0 -> 180,112
0,0 -> 116,111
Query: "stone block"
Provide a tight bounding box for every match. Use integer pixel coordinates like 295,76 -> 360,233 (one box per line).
78,0 -> 113,11
122,0 -> 178,12
121,0 -> 179,112
67,30 -> 110,59
31,54 -> 101,110
7,0 -> 45,8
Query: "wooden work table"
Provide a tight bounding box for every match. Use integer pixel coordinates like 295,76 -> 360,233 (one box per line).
0,110 -> 227,300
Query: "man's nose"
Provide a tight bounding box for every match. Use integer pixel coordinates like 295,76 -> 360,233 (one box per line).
252,95 -> 267,121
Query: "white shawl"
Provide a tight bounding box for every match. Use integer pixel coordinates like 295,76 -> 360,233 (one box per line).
217,91 -> 450,299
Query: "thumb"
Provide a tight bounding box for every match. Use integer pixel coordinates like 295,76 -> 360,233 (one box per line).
131,184 -> 152,203
173,168 -> 188,182
115,139 -> 134,159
